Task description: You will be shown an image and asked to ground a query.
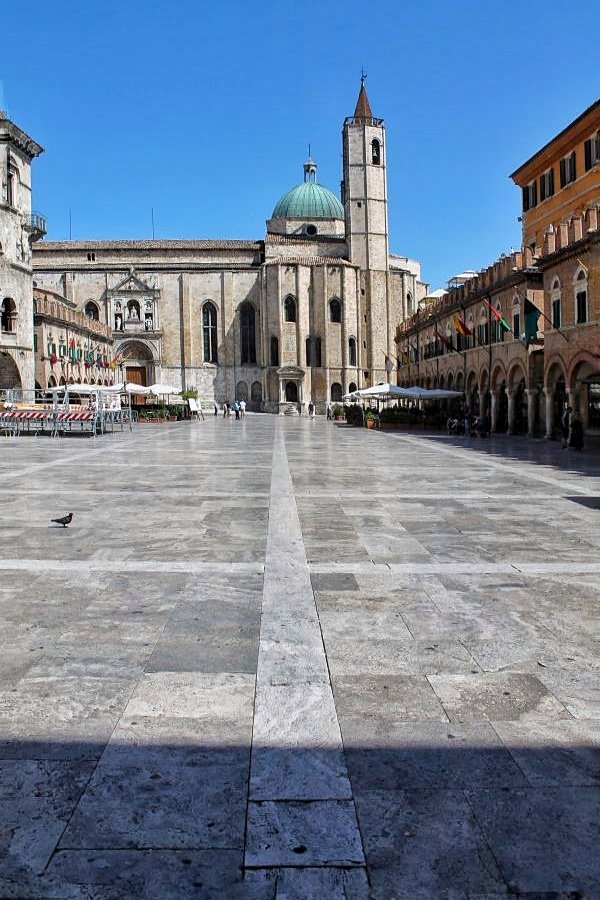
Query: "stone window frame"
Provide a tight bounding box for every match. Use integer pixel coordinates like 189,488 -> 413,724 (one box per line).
550,276 -> 562,330
573,267 -> 588,325
329,297 -> 342,324
283,295 -> 297,323
202,301 -> 219,364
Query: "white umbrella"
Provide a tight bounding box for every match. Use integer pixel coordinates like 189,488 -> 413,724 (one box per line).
148,383 -> 181,396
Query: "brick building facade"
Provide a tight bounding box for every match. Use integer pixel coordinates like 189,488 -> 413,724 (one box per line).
396,99 -> 600,437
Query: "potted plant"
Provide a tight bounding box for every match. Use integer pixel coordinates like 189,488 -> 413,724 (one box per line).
332,403 -> 344,421
365,409 -> 379,430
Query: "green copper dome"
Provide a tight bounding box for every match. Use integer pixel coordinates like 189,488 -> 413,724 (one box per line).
272,159 -> 344,219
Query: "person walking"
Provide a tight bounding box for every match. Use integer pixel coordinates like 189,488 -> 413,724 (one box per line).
240,399 -> 246,418
568,413 -> 584,450
213,400 -> 219,416
307,400 -> 314,419
223,402 -> 229,418
233,400 -> 240,420
561,405 -> 572,448
326,403 -> 333,421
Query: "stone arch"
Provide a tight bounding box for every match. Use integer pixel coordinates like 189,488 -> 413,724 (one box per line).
567,350 -> 599,390
490,361 -> 507,391
507,360 -> 527,391
85,300 -> 100,321
118,339 -> 155,397
455,371 -> 464,391
0,353 -> 22,392
47,375 -> 57,388
331,382 -> 343,402
236,380 -> 249,402
349,381 -> 357,393
479,367 -> 489,394
250,381 -> 262,408
446,372 -> 454,390
545,356 -> 567,392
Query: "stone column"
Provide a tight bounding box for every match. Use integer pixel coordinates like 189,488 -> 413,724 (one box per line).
544,389 -> 554,439
507,390 -> 516,434
490,390 -> 499,433
526,388 -> 537,437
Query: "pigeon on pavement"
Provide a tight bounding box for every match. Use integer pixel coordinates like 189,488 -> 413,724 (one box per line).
51,512 -> 73,528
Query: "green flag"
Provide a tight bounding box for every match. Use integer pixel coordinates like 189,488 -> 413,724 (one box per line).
523,298 -> 541,347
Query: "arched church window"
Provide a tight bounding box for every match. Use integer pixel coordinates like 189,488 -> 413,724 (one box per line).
329,298 -> 342,323
203,301 -> 218,363
349,381 -> 357,393
372,139 -> 381,165
331,383 -> 343,402
270,336 -> 279,367
85,301 -> 99,321
406,292 -> 413,316
284,295 -> 297,323
240,302 -> 256,364
349,337 -> 357,366
0,298 -> 17,333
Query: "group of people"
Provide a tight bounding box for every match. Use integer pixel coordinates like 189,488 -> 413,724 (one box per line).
447,409 -> 490,438
216,399 -> 246,420
561,406 -> 584,450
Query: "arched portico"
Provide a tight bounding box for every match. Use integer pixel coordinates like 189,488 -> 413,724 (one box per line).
0,352 -> 22,397
568,352 -> 600,430
507,361 -> 528,434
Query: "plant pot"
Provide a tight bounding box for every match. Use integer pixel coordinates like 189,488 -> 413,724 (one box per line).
335,415 -> 346,422
366,419 -> 377,429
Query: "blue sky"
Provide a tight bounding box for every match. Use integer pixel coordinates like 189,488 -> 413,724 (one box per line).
3,0 -> 599,288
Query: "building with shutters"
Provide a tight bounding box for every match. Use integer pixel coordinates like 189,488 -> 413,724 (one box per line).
395,97 -> 600,438
31,81 -> 427,412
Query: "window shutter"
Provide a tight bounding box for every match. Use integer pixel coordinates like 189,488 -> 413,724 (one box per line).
549,168 -> 554,196
531,180 -> 537,207
522,186 -> 530,212
540,175 -> 546,202
570,150 -> 577,181
560,158 -> 566,188
585,139 -> 593,171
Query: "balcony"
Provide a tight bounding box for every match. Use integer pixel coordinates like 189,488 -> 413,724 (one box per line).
23,212 -> 47,242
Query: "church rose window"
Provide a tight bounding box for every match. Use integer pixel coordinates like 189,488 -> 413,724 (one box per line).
203,301 -> 218,363
240,302 -> 256,364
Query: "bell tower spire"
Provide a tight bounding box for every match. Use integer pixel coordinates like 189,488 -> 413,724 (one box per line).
342,78 -> 391,380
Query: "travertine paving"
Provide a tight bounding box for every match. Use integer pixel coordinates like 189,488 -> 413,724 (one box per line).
1,418 -> 600,898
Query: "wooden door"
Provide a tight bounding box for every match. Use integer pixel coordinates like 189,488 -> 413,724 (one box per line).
126,366 -> 147,405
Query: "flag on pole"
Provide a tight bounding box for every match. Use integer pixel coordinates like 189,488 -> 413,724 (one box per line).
410,342 -> 419,363
453,315 -> 472,337
384,352 -> 394,374
434,329 -> 456,352
484,298 -> 511,332
523,298 -> 541,347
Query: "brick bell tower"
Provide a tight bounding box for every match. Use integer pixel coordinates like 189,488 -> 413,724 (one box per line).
342,78 -> 391,383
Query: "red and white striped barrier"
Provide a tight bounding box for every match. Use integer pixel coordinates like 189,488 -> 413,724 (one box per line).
56,411 -> 95,422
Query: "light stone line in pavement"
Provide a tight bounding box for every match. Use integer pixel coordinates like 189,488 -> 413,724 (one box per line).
0,558 -> 264,574
3,557 -> 600,575
394,433 -> 594,495
244,420 -> 366,877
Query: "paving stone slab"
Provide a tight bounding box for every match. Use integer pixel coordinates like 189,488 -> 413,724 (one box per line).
428,673 -> 571,723
345,721 -> 526,790
355,788 -> 505,897
245,800 -> 365,868
467,787 -> 600,895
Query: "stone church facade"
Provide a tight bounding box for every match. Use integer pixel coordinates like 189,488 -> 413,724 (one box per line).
32,83 -> 427,411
